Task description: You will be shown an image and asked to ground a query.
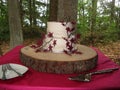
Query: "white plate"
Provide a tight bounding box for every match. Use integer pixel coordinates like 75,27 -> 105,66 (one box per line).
0,63 -> 28,80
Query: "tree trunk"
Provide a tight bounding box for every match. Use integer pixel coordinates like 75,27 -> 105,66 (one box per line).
8,0 -> 23,49
0,0 -> 3,16
90,0 -> 98,45
29,0 -> 32,30
33,0 -> 37,26
49,0 -> 78,22
110,0 -> 115,23
19,0 -> 23,28
115,7 -> 120,30
49,0 -> 58,21
82,0 -> 85,28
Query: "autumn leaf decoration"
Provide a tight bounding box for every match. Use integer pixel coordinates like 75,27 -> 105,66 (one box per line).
47,32 -> 53,37
48,44 -> 53,51
30,32 -> 56,52
62,21 -> 82,55
30,33 -> 45,49
46,32 -> 55,51
31,21 -> 82,55
30,44 -> 39,49
37,33 -> 45,46
53,40 -> 57,46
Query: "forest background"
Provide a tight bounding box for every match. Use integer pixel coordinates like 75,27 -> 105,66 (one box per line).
0,0 -> 120,64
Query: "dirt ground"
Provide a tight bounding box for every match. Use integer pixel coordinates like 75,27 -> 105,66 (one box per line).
0,39 -> 120,65
96,41 -> 120,65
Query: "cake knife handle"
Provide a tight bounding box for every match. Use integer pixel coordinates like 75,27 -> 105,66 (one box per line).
91,67 -> 119,75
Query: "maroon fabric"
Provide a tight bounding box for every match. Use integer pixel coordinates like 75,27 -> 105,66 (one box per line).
0,45 -> 120,90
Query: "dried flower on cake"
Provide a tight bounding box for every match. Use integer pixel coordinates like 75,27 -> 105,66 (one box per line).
66,41 -> 70,47
70,38 -> 75,43
53,40 -> 57,46
63,50 -> 71,55
35,49 -> 41,52
37,34 -> 45,46
67,45 -> 73,51
48,32 -> 53,38
30,44 -> 38,49
48,44 -> 53,51
71,21 -> 76,25
66,27 -> 71,33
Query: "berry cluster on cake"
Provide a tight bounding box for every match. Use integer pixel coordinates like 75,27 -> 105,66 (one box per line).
31,21 -> 81,55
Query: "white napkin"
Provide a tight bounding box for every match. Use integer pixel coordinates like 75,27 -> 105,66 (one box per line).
0,63 -> 28,80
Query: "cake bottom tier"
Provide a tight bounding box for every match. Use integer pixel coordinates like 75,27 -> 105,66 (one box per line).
20,45 -> 98,74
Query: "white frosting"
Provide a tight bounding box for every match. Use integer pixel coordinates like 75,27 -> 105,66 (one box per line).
47,22 -> 73,38
43,37 -> 67,53
42,22 -> 76,53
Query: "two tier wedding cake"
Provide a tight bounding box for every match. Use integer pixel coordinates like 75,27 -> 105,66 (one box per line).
20,21 -> 98,74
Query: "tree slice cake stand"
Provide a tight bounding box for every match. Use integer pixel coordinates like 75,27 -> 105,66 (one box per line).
20,45 -> 98,74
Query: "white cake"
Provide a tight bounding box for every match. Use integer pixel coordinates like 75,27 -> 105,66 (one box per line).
42,22 -> 77,53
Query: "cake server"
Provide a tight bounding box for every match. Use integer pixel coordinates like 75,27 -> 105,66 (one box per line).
68,67 -> 119,82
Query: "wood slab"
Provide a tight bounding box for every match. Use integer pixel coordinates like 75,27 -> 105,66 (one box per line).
20,45 -> 98,74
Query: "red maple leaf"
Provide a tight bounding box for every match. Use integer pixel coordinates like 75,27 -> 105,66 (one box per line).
67,45 -> 73,51
37,34 -> 45,46
70,38 -> 75,43
66,41 -> 70,47
66,27 -> 71,32
53,40 -> 57,46
72,49 -> 77,53
63,50 -> 68,54
63,50 -> 71,55
35,49 -> 41,53
71,21 -> 76,25
48,32 -> 53,37
48,44 -> 53,51
30,45 -> 38,48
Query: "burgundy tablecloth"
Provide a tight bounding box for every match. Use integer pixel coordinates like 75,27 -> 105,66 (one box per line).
0,45 -> 120,90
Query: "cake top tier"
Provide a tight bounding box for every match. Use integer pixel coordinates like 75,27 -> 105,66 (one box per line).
47,22 -> 76,38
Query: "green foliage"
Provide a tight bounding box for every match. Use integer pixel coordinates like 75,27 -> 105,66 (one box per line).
0,0 -> 120,45
0,20 -> 9,41
21,0 -> 49,39
22,26 -> 45,39
0,0 -> 9,41
77,0 -> 120,45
